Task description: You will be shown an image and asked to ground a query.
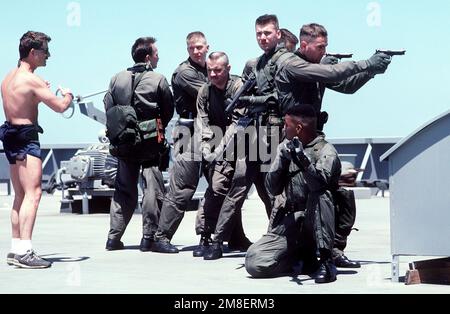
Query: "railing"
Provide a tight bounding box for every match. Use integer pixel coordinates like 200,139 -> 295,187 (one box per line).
1,137 -> 401,196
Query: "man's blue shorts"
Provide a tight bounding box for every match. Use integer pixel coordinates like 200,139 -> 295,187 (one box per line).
0,121 -> 43,165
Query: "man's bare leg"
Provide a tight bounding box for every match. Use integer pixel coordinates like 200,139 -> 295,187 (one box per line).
10,164 -> 25,240
17,156 -> 42,241
7,164 -> 25,265
10,155 -> 52,268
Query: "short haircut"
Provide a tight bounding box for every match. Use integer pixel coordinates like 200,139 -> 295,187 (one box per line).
255,14 -> 279,29
286,105 -> 317,127
19,31 -> 51,60
131,37 -> 156,63
186,31 -> 206,43
280,28 -> 298,44
208,51 -> 229,66
300,23 -> 328,43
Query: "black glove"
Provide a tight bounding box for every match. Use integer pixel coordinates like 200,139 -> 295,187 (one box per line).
286,137 -> 304,158
321,55 -> 339,65
286,137 -> 312,170
158,140 -> 171,171
366,53 -> 391,75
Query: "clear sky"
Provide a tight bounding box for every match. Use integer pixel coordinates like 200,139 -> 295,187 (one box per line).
1,0 -> 449,144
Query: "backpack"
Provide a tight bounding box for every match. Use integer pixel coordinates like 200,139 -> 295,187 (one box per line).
106,69 -> 164,161
332,187 -> 356,238
106,105 -> 140,147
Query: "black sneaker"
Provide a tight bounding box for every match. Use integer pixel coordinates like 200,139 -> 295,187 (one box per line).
6,252 -> 18,266
12,250 -> 52,269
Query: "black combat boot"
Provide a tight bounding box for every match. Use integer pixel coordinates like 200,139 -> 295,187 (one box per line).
314,259 -> 337,284
227,218 -> 252,252
152,237 -> 179,254
106,238 -> 124,251
203,240 -> 223,260
193,234 -> 211,257
139,235 -> 155,252
333,254 -> 361,268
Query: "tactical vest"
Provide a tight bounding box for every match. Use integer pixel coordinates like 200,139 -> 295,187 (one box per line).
254,47 -> 291,125
255,47 -> 291,96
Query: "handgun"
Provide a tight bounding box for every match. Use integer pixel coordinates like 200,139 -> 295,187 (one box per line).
375,49 -> 406,56
325,53 -> 353,59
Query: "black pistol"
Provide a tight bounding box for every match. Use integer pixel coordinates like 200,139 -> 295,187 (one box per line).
375,49 -> 406,57
325,53 -> 353,60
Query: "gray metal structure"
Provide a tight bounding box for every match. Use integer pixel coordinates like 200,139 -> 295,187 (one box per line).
1,136 -> 399,198
380,109 -> 450,282
0,153 -> 11,195
331,137 -> 399,183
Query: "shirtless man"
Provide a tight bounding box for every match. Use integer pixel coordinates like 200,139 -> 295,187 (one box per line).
0,31 -> 73,269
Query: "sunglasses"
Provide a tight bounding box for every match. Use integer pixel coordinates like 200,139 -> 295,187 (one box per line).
36,47 -> 50,55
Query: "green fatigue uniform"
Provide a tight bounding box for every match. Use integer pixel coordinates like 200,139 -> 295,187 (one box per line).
197,75 -> 244,237
245,135 -> 341,278
210,46 -> 290,246
275,51 -> 387,262
154,59 -> 248,245
154,58 -> 208,242
105,63 -> 174,242
275,51 -> 382,130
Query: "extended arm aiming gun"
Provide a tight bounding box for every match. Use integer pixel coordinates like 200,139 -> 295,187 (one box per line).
376,49 -> 406,57
325,53 -> 353,60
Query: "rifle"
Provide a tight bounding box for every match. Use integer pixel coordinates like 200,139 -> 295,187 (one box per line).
224,73 -> 256,115
325,53 -> 353,60
238,93 -> 277,108
375,49 -> 406,57
207,75 -> 277,162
